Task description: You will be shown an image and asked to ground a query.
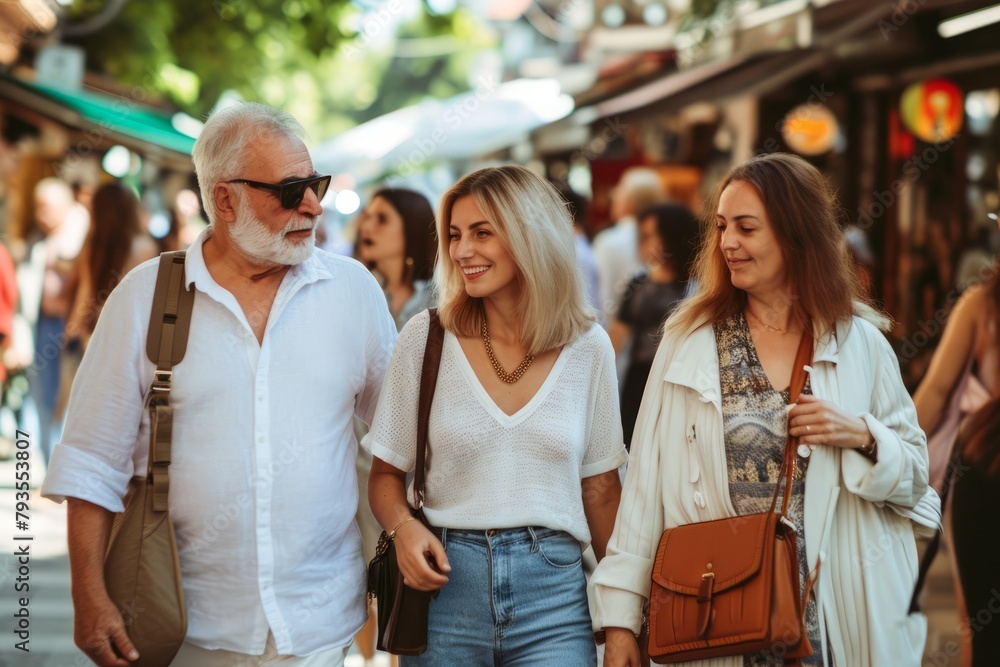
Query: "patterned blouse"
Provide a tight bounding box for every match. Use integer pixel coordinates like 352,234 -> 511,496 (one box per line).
714,314 -> 824,666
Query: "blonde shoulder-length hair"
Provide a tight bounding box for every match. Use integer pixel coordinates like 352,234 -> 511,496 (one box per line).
668,152 -> 889,338
435,165 -> 596,355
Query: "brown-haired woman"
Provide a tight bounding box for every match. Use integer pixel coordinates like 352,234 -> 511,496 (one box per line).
57,182 -> 158,417
591,153 -> 936,667
358,187 -> 436,329
914,212 -> 1000,666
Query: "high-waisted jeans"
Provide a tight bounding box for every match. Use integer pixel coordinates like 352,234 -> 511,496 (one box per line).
401,526 -> 597,667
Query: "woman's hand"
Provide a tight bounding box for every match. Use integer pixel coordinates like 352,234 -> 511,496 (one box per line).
788,394 -> 874,450
603,627 -> 641,667
369,457 -> 451,591
392,520 -> 451,592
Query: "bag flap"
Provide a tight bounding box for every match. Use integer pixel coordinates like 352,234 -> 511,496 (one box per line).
651,512 -> 776,595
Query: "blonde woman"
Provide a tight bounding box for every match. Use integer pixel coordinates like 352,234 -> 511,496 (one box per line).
592,153 -> 937,667
366,165 -> 627,665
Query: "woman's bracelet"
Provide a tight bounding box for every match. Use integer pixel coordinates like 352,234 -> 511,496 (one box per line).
858,437 -> 877,459
389,516 -> 417,540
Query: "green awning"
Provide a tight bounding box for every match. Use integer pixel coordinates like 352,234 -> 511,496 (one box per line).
0,73 -> 195,157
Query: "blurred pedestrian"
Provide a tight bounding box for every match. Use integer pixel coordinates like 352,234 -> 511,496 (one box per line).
593,153 -> 936,667
608,203 -> 699,447
366,165 -> 626,665
554,183 -> 601,314
163,189 -> 209,252
55,182 -> 159,419
592,168 -> 666,322
358,187 -> 436,329
41,102 -> 397,667
914,247 -> 995,490
947,395 -> 1000,666
17,177 -> 90,464
0,242 -> 16,386
914,211 -> 1000,666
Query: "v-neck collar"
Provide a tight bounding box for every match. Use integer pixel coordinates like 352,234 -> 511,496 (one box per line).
447,331 -> 572,427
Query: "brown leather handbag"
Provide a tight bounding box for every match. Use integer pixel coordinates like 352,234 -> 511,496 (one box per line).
367,309 -> 444,655
648,331 -> 814,664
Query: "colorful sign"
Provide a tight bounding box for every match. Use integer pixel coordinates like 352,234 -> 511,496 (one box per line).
900,79 -> 963,142
781,104 -> 838,156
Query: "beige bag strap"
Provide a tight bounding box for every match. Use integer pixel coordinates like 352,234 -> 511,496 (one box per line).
144,251 -> 195,512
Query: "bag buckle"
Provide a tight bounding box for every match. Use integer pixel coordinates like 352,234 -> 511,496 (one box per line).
697,569 -> 715,638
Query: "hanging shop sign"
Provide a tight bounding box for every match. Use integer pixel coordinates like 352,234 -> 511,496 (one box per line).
900,79 -> 963,142
781,103 -> 838,155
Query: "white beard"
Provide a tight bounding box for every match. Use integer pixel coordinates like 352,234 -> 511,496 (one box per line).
229,198 -> 316,266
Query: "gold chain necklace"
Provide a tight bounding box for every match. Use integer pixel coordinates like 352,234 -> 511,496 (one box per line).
745,308 -> 789,334
481,319 -> 535,384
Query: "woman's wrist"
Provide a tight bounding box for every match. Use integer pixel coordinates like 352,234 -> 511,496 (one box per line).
604,626 -> 639,640
389,516 -> 417,540
856,423 -> 878,460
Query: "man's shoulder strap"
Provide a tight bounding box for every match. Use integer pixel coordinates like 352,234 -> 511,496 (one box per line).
146,251 -> 196,368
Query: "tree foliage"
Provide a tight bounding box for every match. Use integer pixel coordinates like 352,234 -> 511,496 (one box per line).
61,0 -> 494,140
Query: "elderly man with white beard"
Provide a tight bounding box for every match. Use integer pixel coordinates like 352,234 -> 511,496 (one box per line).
41,103 -> 398,667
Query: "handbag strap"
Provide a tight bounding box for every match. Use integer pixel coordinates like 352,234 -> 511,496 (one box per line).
768,330 -> 815,517
412,309 -> 445,509
144,251 -> 195,512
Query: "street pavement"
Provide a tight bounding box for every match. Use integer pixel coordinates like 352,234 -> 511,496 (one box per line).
0,454 -> 963,667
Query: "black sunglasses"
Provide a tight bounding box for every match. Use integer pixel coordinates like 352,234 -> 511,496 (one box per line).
225,174 -> 332,209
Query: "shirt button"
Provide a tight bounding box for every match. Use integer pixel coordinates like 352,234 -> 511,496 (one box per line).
693,491 -> 706,508
797,444 -> 812,459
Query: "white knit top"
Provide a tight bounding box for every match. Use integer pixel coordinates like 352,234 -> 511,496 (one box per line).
363,310 -> 628,544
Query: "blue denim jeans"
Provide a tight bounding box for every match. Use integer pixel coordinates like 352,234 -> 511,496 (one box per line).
401,526 -> 597,667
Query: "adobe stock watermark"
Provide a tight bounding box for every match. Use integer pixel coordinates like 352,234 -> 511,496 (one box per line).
343,1 -> 406,62
878,0 -> 929,40
924,588 -> 1000,666
573,117 -> 628,163
394,74 -> 501,177
213,0 -> 248,21
675,3 -> 741,65
856,134 -> 959,230
897,260 -> 996,362
187,438 -> 307,555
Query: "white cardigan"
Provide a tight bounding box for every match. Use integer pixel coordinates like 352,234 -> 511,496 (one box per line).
589,316 -> 940,667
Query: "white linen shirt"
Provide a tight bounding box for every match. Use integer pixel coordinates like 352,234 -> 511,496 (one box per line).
363,311 -> 628,544
41,230 -> 398,656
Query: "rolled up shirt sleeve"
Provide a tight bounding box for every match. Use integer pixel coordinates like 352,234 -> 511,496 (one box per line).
41,266 -> 155,512
581,331 -> 628,477
360,310 -> 426,472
